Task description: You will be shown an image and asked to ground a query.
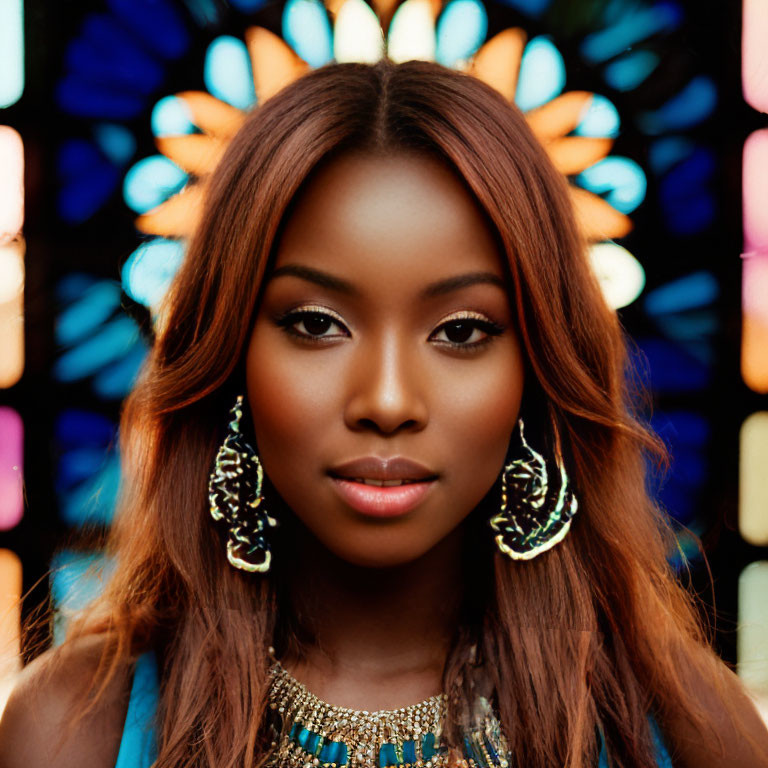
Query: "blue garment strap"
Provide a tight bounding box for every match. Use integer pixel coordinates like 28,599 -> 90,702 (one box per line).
115,651 -> 159,768
598,714 -> 674,768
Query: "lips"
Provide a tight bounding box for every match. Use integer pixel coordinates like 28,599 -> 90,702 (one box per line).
328,456 -> 438,518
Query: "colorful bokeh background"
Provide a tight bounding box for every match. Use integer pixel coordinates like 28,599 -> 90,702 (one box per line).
0,0 -> 766,720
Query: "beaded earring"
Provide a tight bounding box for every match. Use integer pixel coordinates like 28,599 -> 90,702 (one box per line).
208,394 -> 278,572
488,419 -> 579,560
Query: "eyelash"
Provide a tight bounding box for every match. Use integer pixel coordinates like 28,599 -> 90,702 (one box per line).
274,306 -> 505,351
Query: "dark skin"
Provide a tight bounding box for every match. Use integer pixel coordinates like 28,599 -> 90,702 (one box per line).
245,149 -> 523,708
1,149 -> 767,767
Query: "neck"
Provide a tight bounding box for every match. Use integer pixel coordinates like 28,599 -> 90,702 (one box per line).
275,521 -> 467,710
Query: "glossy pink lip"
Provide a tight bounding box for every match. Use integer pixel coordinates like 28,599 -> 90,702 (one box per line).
327,456 -> 438,518
329,477 -> 436,518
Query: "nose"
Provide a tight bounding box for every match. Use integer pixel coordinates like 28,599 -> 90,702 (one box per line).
344,331 -> 429,435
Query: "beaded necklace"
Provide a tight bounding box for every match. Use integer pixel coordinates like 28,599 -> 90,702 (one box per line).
265,653 -> 511,768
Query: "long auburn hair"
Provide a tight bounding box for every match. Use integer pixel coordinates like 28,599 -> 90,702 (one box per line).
57,57 -> 742,768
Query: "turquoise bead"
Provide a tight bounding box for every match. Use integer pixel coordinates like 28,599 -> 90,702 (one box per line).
297,727 -> 310,748
422,732 -> 436,760
403,740 -> 417,763
338,741 -> 349,766
306,731 -> 320,754
379,742 -> 397,767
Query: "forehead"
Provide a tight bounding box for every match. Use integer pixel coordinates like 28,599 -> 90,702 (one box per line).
272,150 -> 505,280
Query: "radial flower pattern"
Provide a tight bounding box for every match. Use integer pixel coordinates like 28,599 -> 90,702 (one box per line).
122,0 -> 648,318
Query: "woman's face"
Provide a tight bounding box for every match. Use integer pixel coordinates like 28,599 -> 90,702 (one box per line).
246,150 -> 525,568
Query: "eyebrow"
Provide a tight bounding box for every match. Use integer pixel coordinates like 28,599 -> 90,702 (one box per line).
268,264 -> 506,298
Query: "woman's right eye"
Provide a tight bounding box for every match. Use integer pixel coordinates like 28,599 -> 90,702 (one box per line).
276,309 -> 349,340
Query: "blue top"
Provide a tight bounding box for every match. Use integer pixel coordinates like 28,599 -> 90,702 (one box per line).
116,652 -> 674,767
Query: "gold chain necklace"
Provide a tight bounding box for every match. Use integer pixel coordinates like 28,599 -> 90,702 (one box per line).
264,651 -> 510,768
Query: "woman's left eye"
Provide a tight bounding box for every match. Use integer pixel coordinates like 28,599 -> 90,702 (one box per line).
430,317 -> 504,348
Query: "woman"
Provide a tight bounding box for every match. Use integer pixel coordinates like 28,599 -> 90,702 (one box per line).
1,58 -> 767,768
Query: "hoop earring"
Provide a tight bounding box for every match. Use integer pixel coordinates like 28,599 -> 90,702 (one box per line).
488,419 -> 578,561
208,394 -> 278,573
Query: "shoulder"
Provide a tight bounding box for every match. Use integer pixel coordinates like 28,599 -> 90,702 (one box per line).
0,634 -> 133,768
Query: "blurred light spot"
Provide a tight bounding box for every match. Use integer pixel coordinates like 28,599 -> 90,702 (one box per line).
0,241 -> 24,389
648,136 -> 694,175
588,242 -> 645,309
50,550 -> 113,645
106,0 -> 190,60
55,280 -> 121,347
496,0 -> 551,15
122,238 -> 185,310
54,314 -> 140,382
435,0 -> 487,68
0,549 -> 21,717
603,50 -> 659,92
0,127 -> 24,244
123,155 -> 188,215
573,95 -> 620,138
580,2 -> 683,64
740,414 -> 768,545
0,409 -> 23,530
93,123 -> 136,166
635,337 -> 711,393
644,271 -> 719,316
648,409 -> 710,526
152,95 -> 196,137
637,76 -> 717,135
743,0 -> 768,113
738,561 -> 768,718
742,253 -> 768,394
743,130 -> 768,252
282,0 -> 333,68
388,0 -> 436,64
576,156 -> 647,215
92,341 -> 148,400
334,0 -> 385,64
57,139 -> 121,223
0,0 -> 24,108
231,0 -> 268,10
658,146 -> 716,236
514,36 -> 565,112
204,35 -> 256,110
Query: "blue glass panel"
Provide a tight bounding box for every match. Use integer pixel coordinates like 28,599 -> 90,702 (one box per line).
122,238 -> 186,308
575,157 -> 646,214
107,0 -> 190,60
435,0 -> 488,68
54,316 -> 141,382
580,2 -> 683,64
644,271 -> 719,316
152,95 -> 196,137
93,341 -> 149,400
495,0 -> 552,16
572,94 -> 619,138
648,137 -> 694,175
66,15 -> 165,92
204,35 -> 256,110
603,50 -> 659,92
56,76 -> 147,120
57,139 -> 122,223
56,281 -> 122,347
93,123 -> 136,166
637,76 -> 717,135
514,36 -> 565,112
123,155 -> 188,214
282,0 -> 333,68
